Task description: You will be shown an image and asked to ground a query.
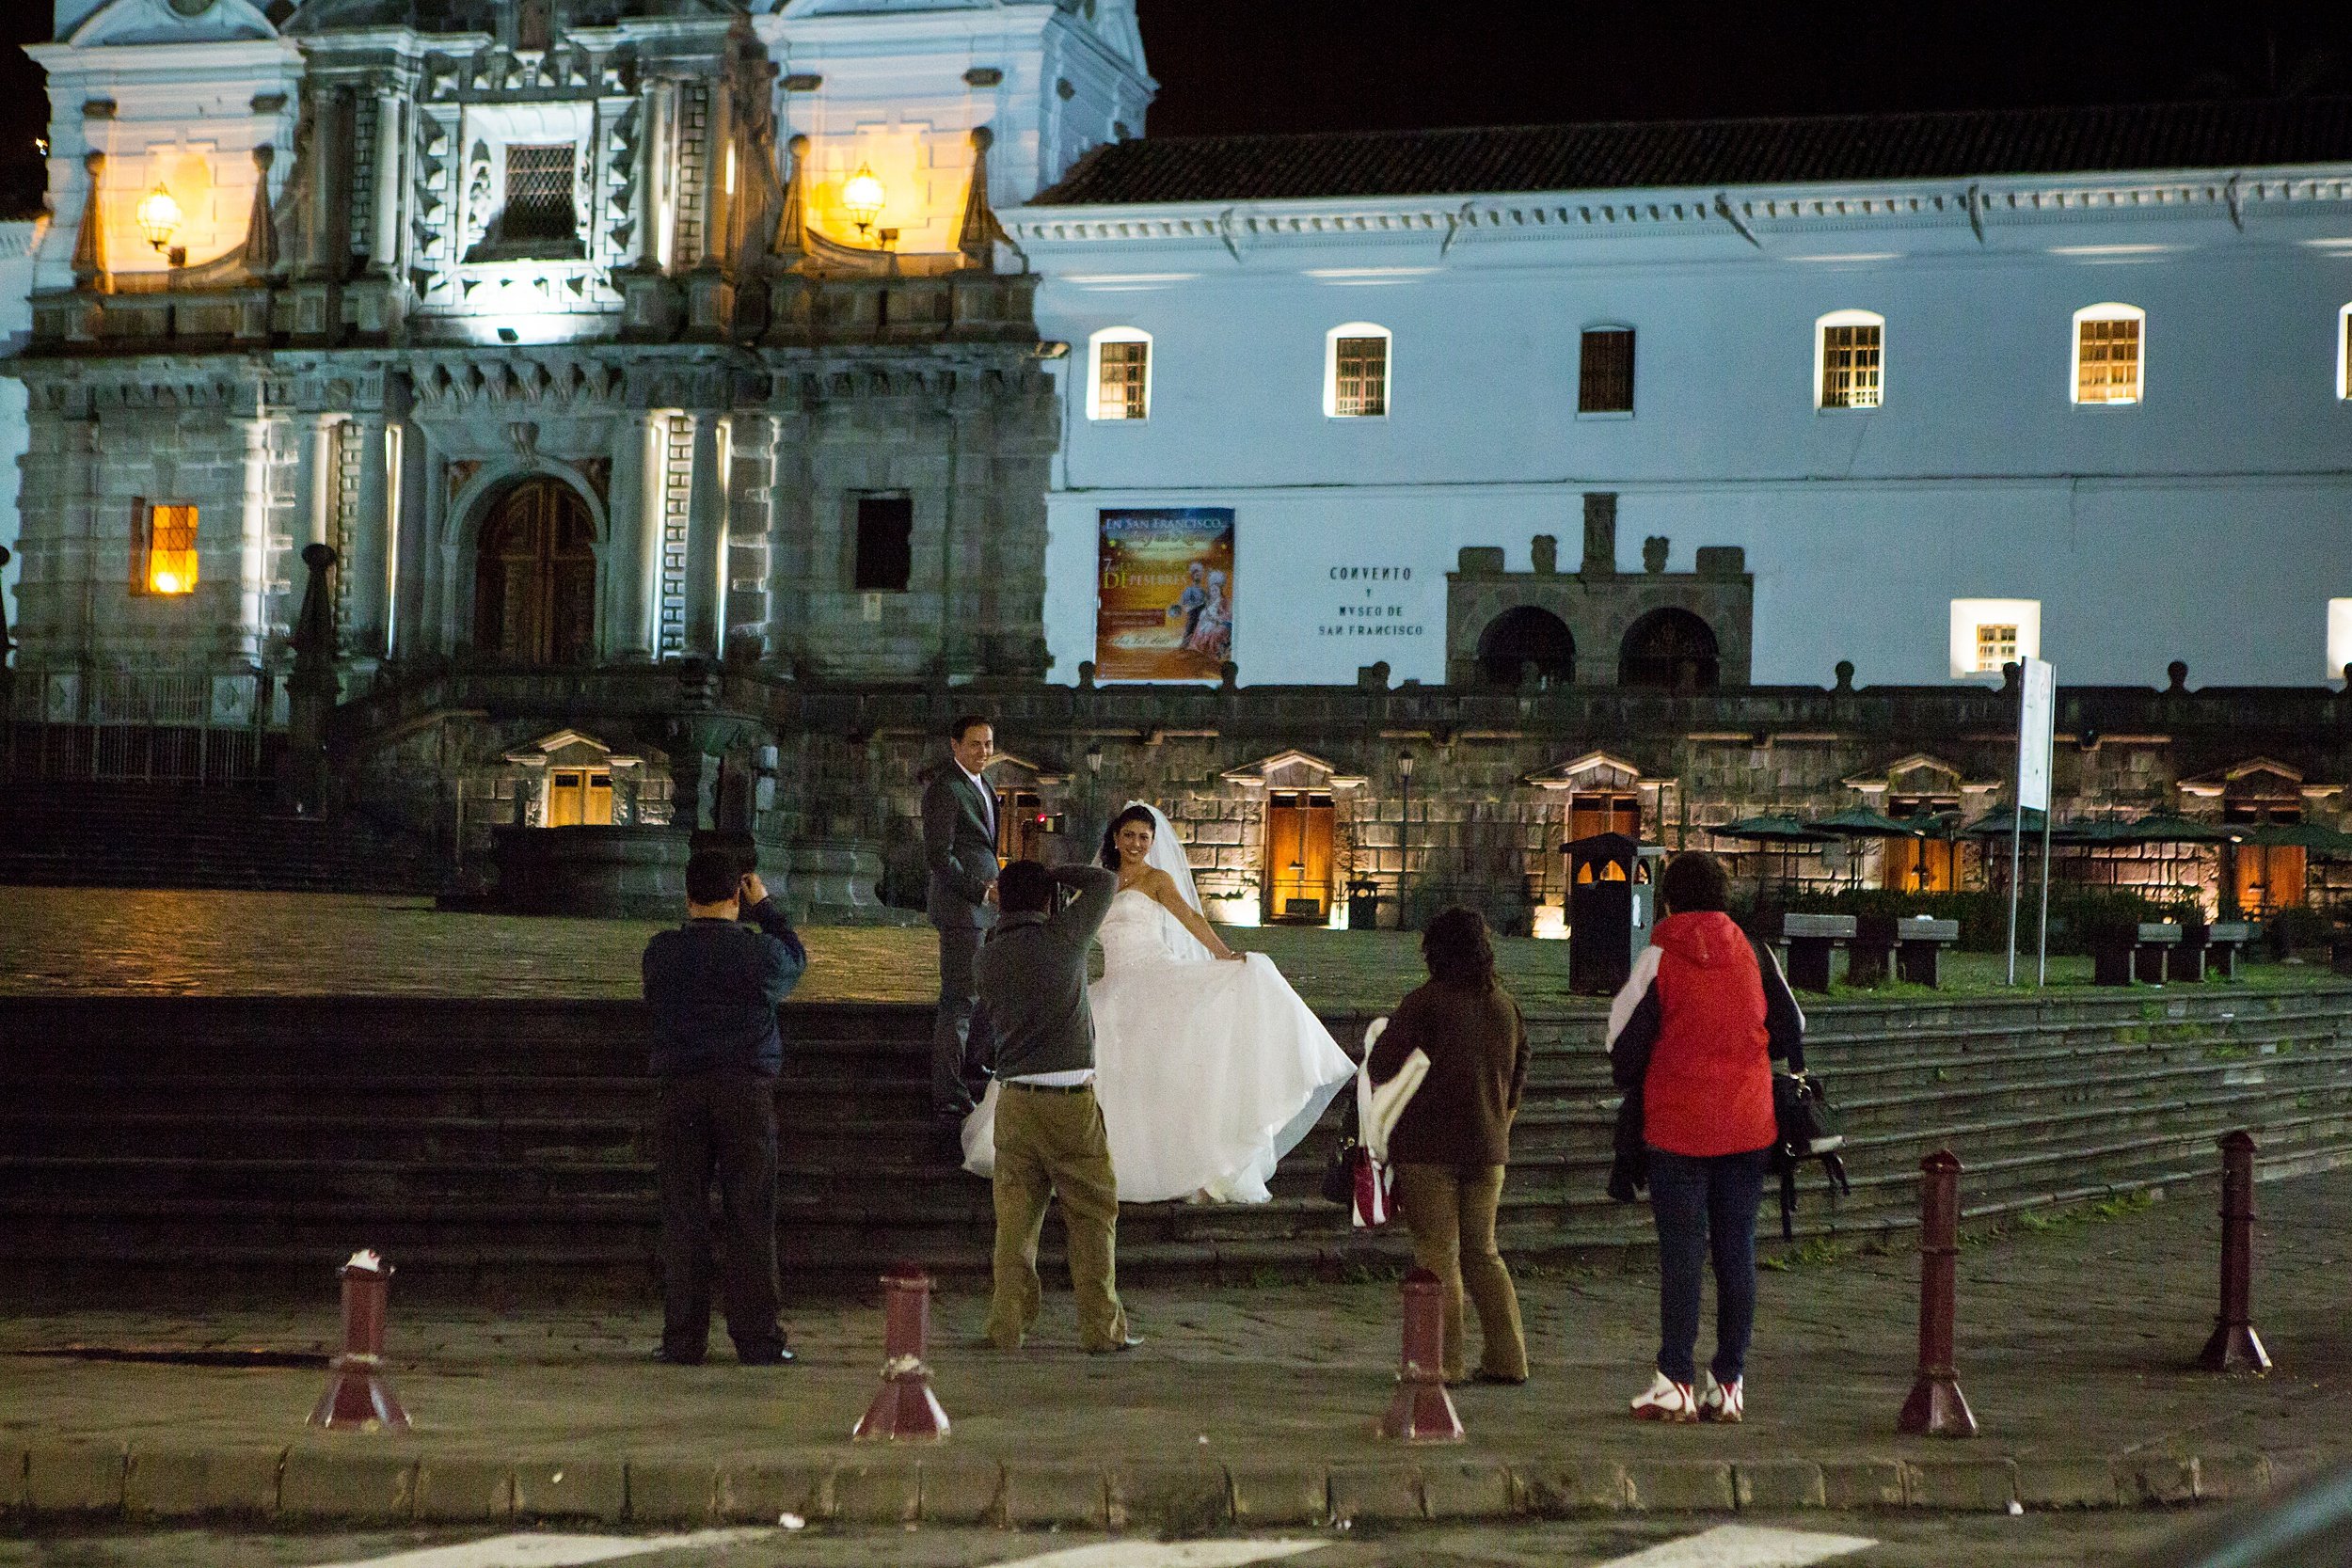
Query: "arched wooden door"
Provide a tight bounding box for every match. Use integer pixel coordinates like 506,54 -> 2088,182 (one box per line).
472,479 -> 596,665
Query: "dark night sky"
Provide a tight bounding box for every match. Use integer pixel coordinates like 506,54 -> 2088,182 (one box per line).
4,2 -> 2351,215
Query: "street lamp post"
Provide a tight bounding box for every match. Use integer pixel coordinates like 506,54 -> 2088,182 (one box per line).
1396,751 -> 1415,930
1085,740 -> 1104,855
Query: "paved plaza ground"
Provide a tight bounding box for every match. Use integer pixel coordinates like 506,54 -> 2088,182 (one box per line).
0,888 -> 2338,1011
4,1168 -> 2346,1534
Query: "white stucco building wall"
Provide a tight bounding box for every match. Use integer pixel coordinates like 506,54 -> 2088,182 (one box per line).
1013,157 -> 2352,690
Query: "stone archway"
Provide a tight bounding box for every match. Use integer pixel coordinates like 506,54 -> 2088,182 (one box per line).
1619,608 -> 1719,690
1475,605 -> 1576,688
471,477 -> 597,666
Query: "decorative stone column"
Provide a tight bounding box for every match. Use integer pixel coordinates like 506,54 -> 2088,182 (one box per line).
343,415 -> 391,664
284,543 -> 340,816
371,88 -> 405,277
603,409 -> 651,660
234,410 -> 278,668
683,412 -> 724,657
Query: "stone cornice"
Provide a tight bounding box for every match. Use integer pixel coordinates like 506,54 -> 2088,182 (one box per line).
1005,164 -> 2352,252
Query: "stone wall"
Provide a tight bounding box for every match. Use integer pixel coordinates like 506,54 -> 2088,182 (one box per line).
328,666 -> 2352,927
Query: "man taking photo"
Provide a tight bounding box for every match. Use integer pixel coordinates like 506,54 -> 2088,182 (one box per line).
643,851 -> 806,1366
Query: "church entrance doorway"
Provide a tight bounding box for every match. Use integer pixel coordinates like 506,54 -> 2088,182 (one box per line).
548,768 -> 615,826
472,478 -> 597,666
1264,789 -> 1335,923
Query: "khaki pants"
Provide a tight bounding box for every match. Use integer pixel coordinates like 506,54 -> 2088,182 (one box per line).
1392,1162 -> 1528,1382
986,1083 -> 1128,1352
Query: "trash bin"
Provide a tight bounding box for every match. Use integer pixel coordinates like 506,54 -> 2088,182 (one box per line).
1347,879 -> 1382,931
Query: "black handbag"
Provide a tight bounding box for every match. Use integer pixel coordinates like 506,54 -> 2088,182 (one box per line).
1321,1081 -> 1362,1205
1769,1071 -> 1850,1241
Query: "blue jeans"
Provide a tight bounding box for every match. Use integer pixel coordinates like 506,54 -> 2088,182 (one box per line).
1646,1147 -> 1768,1386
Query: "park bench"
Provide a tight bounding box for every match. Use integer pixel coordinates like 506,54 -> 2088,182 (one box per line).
1772,911 -> 1856,993
2173,920 -> 2252,983
1846,913 -> 1963,989
2090,921 -> 2182,987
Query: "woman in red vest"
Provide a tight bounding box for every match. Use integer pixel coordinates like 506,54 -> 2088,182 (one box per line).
1605,851 -> 1804,1423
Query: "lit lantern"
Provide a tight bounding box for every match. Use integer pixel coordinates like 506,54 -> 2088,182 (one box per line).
135,182 -> 183,252
841,162 -> 885,234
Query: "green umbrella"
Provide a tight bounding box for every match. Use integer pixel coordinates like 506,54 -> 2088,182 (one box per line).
1960,808 -> 2055,840
1807,806 -> 1928,839
2241,820 -> 2352,857
2115,812 -> 2235,846
1711,816 -> 1834,898
1714,815 -> 1836,844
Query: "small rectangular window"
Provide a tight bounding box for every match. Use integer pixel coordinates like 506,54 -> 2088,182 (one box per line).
1975,624 -> 2019,673
1332,336 -> 1388,418
2076,316 -> 2141,404
1579,327 -> 1635,414
1096,339 -> 1149,420
1949,597 -> 2039,677
853,495 -> 914,593
1820,323 -> 1883,409
131,500 -> 199,595
502,144 -> 577,244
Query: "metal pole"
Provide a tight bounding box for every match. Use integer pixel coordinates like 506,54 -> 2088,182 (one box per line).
2036,805 -> 2054,988
2197,1132 -> 2271,1374
1897,1149 -> 1978,1436
1379,1267 -> 1464,1442
2006,799 -> 2023,987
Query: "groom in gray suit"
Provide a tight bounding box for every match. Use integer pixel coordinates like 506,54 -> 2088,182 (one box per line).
924,714 -> 1000,1120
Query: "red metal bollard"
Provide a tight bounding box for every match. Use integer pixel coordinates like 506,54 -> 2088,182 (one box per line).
851,1263 -> 950,1442
1897,1150 -> 1978,1437
2198,1131 -> 2272,1374
1377,1267 -> 1464,1443
309,1249 -> 409,1431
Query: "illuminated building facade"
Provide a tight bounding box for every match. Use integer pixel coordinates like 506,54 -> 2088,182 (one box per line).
8,0 -> 1146,722
2,3 -> 2347,927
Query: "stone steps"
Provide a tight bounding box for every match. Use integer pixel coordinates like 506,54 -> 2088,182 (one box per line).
4,989 -> 2350,1296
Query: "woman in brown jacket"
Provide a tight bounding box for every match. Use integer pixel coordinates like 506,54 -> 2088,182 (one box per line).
1365,907 -> 1532,1386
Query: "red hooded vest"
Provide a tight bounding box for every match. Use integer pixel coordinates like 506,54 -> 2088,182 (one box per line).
1643,910 -> 1776,1157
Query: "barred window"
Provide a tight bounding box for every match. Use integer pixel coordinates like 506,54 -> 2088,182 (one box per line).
1091,333 -> 1151,420
132,500 -> 199,596
1578,326 -> 1635,414
502,144 -> 577,245
1327,326 -> 1390,418
1818,314 -> 1883,409
2073,305 -> 2143,404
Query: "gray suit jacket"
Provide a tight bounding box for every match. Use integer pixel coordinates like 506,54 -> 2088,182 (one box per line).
923,764 -> 1000,927
976,865 -> 1118,1079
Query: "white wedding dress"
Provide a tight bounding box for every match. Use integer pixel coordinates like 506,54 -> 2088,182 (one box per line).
961,809 -> 1356,1203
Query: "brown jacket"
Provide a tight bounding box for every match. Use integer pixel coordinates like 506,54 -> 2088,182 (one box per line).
1365,976 -> 1529,1168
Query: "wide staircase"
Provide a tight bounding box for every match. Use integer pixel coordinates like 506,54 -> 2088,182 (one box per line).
0,782 -> 438,894
2,988 -> 2349,1300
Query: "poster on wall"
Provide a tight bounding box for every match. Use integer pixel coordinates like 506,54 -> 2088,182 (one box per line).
1095,507 -> 1235,681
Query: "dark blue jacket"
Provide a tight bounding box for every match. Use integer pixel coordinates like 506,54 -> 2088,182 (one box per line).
642,898 -> 807,1077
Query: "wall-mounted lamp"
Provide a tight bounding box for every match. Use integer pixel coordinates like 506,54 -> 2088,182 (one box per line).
842,163 -> 886,234
135,182 -> 183,253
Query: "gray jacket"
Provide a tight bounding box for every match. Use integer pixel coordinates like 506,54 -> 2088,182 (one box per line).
923,764 -> 1000,928
975,864 -> 1118,1080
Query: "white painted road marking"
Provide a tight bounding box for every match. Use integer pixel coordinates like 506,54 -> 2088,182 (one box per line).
980,1544 -> 1327,1568
304,1528 -> 773,1568
1593,1524 -> 1879,1568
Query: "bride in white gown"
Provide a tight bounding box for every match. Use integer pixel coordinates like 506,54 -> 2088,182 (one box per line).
962,802 -> 1357,1203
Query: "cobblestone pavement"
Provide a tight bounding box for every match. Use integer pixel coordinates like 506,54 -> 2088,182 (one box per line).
4,1170 -> 2347,1513
0,888 -> 2333,1011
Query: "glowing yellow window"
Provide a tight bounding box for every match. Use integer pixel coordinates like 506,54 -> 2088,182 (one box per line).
1976,623 -> 2019,673
135,501 -> 199,595
2074,306 -> 2143,404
